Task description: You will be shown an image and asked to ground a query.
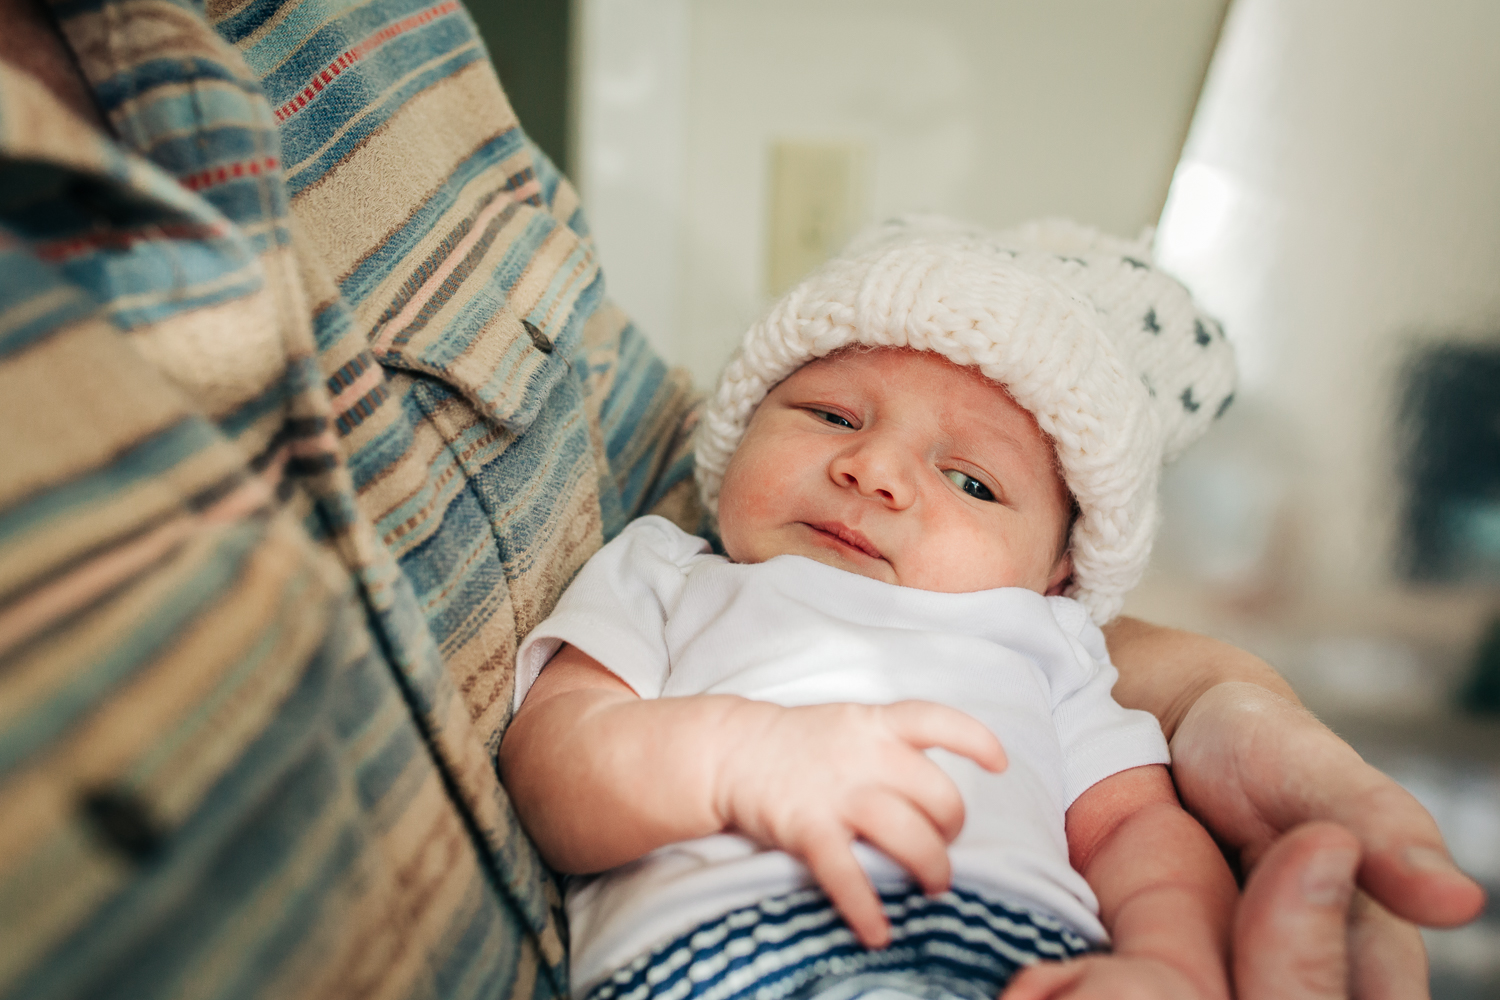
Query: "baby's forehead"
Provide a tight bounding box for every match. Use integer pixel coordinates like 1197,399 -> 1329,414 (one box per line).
789,347 -> 1062,467
797,346 -> 1025,414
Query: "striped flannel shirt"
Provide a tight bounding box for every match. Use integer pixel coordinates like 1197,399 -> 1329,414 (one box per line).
0,0 -> 702,998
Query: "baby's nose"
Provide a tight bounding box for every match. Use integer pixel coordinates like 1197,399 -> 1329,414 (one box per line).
829,442 -> 917,508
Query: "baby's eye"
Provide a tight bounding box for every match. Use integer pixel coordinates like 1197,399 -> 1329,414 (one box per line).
944,469 -> 996,502
811,409 -> 855,429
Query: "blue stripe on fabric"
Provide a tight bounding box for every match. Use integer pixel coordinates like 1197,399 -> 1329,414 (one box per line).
55,234 -> 254,298
345,391 -> 419,494
333,125 -> 525,306
92,58 -> 266,117
140,128 -> 272,184
15,603 -> 379,1000
109,273 -> 268,331
0,418 -> 220,546
0,516 -> 261,776
529,141 -> 563,209
399,506 -> 508,655
311,297 -> 358,355
0,247 -> 100,357
353,722 -> 420,812
470,375 -> 593,579
214,0 -> 296,46
250,0 -> 441,89
598,322 -> 673,519
435,890 -> 515,1000
126,81 -> 272,152
279,37 -> 484,197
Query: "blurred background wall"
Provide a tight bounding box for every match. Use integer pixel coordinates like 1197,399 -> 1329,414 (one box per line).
479,0 -> 1500,993
571,0 -> 1228,387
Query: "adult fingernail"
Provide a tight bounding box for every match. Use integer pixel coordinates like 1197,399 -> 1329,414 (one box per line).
1302,847 -> 1359,905
1404,846 -> 1459,876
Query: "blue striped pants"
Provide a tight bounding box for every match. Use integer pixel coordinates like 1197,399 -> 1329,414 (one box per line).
583,887 -> 1096,1000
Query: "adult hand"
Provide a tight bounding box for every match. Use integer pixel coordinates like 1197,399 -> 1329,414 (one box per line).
1171,682 -> 1487,998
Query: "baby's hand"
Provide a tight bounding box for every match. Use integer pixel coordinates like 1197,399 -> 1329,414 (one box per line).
1001,955 -> 1219,1000
712,700 -> 1005,949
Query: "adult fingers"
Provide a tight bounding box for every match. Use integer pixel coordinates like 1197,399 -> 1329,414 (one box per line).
846,788 -> 952,895
882,701 -> 1007,774
1348,892 -> 1429,1000
1234,821 -> 1360,1000
1000,958 -> 1085,1000
802,833 -> 890,949
1173,683 -> 1486,929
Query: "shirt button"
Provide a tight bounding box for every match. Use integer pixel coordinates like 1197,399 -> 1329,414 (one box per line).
522,318 -> 553,354
82,787 -> 164,863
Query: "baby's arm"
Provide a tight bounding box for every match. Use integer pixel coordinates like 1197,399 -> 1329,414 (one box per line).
498,643 -> 1006,947
1004,765 -> 1237,1000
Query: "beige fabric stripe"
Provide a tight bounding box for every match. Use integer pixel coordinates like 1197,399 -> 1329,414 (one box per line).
0,286 -> 81,342
370,191 -> 525,353
350,159 -> 512,334
0,319 -> 187,509
437,581 -> 516,740
220,0 -> 382,72
172,747 -> 376,998
65,1 -> 250,112
0,820 -> 125,992
501,224 -> 576,319
129,520 -> 343,820
127,282 -> 291,421
108,78 -> 269,140
0,441 -> 244,601
0,62 -> 115,176
287,49 -> 494,254
0,515 -> 323,820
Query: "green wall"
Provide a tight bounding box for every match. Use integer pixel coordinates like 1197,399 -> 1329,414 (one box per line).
468,0 -> 572,177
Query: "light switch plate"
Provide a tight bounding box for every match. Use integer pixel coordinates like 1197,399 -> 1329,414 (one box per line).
765,141 -> 869,297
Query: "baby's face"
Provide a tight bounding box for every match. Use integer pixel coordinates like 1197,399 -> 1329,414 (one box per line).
717,347 -> 1074,594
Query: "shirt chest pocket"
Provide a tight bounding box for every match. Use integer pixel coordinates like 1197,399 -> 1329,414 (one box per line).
368,203 -> 602,438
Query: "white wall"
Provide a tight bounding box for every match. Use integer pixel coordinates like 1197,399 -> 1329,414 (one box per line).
1142,0 -> 1500,682
578,0 -> 1228,387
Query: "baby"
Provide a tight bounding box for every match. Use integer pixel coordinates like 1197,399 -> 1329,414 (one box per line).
500,217 -> 1241,1000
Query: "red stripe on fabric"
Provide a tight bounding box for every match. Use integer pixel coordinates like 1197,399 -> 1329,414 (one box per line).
36,222 -> 232,261
179,157 -> 281,192
272,0 -> 463,123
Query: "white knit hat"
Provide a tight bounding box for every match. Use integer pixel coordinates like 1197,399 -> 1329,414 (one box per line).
694,215 -> 1236,622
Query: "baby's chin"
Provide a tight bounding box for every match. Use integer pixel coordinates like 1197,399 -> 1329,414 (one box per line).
793,546 -> 901,586
736,537 -> 901,587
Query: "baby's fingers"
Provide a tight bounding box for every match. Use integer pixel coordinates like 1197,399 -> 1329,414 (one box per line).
802,833 -> 890,949
881,701 -> 1007,773
848,789 -> 953,895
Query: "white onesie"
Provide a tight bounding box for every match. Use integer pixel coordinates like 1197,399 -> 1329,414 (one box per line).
514,516 -> 1170,997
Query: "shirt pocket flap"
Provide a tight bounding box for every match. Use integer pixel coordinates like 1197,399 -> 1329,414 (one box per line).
368,207 -> 601,435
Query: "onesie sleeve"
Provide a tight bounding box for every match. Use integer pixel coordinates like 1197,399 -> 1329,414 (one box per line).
1045,598 -> 1171,807
514,516 -> 712,707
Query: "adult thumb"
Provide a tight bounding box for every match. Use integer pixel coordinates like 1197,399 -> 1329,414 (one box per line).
1234,822 -> 1361,999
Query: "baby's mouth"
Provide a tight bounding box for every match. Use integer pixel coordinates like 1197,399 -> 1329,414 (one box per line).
804,521 -> 883,561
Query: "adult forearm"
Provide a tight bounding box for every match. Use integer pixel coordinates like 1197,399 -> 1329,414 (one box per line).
1101,616 -> 1298,741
